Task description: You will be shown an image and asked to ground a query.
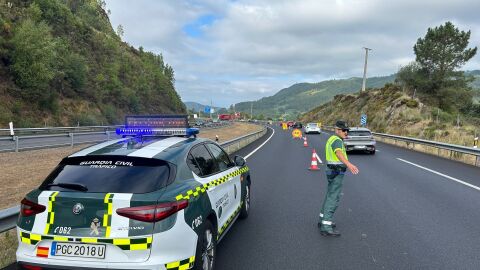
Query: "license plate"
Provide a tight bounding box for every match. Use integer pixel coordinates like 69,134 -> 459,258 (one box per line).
355,145 -> 366,149
51,242 -> 106,259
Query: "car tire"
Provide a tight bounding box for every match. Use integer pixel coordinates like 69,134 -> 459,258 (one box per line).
239,184 -> 250,219
193,220 -> 217,270
370,150 -> 376,155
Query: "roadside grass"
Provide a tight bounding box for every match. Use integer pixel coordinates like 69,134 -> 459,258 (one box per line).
0,229 -> 17,268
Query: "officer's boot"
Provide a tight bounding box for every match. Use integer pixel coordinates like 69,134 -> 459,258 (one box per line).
320,220 -> 341,237
318,213 -> 336,228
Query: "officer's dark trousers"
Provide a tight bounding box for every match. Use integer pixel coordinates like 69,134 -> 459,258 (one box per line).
319,167 -> 345,231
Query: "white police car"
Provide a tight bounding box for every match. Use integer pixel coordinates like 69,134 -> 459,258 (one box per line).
16,115 -> 251,270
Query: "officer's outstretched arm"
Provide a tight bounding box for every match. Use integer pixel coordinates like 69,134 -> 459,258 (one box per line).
335,150 -> 359,174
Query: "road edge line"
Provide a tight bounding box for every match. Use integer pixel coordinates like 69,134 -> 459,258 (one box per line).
396,158 -> 480,192
245,127 -> 275,160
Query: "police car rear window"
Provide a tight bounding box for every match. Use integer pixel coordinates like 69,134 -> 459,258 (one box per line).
348,131 -> 372,136
39,156 -> 173,193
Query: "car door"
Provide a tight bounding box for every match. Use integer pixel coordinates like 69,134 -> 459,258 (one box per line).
188,144 -> 232,233
205,143 -> 240,235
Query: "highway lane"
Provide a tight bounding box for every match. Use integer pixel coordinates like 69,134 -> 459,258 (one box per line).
4,125 -> 480,269
216,126 -> 480,269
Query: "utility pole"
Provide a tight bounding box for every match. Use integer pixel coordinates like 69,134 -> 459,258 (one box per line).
361,47 -> 372,92
210,99 -> 213,120
250,102 -> 253,119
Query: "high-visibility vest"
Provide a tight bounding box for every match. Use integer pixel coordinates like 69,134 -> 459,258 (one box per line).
325,135 -> 348,165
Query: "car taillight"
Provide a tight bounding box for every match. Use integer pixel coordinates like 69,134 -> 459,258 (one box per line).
116,200 -> 188,222
21,198 -> 46,217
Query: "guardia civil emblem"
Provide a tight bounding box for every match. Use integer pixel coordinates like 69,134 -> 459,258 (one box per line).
90,218 -> 100,236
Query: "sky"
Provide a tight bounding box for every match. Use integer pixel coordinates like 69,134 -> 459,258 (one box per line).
105,0 -> 480,108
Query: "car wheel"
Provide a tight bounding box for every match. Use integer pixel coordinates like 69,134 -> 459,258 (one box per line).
370,150 -> 376,155
193,220 -> 216,270
239,184 -> 250,219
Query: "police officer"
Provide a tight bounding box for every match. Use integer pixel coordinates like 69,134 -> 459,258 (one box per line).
318,120 -> 359,237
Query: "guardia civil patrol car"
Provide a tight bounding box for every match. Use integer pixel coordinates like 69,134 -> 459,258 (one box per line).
16,115 -> 251,270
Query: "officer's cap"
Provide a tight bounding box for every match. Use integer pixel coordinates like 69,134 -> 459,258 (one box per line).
335,120 -> 349,131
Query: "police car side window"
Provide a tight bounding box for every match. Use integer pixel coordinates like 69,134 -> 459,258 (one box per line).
206,143 -> 234,172
189,145 -> 218,177
187,153 -> 202,176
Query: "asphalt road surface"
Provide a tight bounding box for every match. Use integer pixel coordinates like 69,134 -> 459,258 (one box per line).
216,126 -> 480,270
5,125 -> 480,269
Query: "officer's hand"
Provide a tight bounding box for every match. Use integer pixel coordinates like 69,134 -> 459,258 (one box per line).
348,164 -> 359,175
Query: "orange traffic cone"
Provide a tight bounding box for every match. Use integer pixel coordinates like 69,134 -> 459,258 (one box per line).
308,149 -> 321,170
303,137 -> 308,147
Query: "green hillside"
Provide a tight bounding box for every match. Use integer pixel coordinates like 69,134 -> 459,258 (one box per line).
234,74 -> 396,119
301,85 -> 479,146
0,0 -> 185,127
184,102 -> 226,114
235,71 -> 480,119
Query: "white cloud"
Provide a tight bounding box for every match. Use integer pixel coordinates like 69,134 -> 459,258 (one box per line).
105,0 -> 480,107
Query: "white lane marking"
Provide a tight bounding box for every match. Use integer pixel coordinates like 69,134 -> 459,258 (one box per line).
376,150 -> 380,152
397,158 -> 480,192
244,127 -> 275,160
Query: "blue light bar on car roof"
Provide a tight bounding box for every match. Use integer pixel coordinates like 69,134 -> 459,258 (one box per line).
115,115 -> 199,137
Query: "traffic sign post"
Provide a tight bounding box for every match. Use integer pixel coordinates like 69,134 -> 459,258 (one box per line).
360,114 -> 367,127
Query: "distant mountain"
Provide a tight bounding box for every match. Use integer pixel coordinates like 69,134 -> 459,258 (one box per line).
466,70 -> 480,89
234,74 -> 397,119
184,102 -> 227,114
234,70 -> 480,119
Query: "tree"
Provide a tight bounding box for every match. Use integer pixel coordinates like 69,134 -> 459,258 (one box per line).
10,19 -> 57,100
414,21 -> 477,91
116,24 -> 124,38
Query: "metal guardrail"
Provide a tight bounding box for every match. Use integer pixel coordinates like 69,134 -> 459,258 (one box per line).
0,206 -> 20,233
372,132 -> 480,166
0,125 -> 120,136
0,124 -> 268,233
0,122 -> 233,153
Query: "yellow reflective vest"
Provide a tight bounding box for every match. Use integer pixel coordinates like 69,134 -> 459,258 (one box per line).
325,135 -> 348,165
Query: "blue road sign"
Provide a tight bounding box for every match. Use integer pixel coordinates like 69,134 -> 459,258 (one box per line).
361,114 -> 367,126
204,106 -> 211,113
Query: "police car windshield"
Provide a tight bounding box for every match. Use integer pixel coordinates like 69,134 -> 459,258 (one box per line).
40,156 -> 172,193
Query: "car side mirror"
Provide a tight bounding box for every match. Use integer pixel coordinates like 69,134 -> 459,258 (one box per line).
234,155 -> 246,167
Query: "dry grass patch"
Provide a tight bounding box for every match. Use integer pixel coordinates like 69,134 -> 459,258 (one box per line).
0,123 -> 262,209
0,229 -> 17,268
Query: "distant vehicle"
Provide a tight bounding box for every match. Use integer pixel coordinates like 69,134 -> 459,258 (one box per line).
304,123 -> 321,134
194,120 -> 205,127
15,115 -> 251,270
219,113 -> 241,121
292,122 -> 303,129
219,114 -> 232,121
287,121 -> 295,127
343,127 -> 376,154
